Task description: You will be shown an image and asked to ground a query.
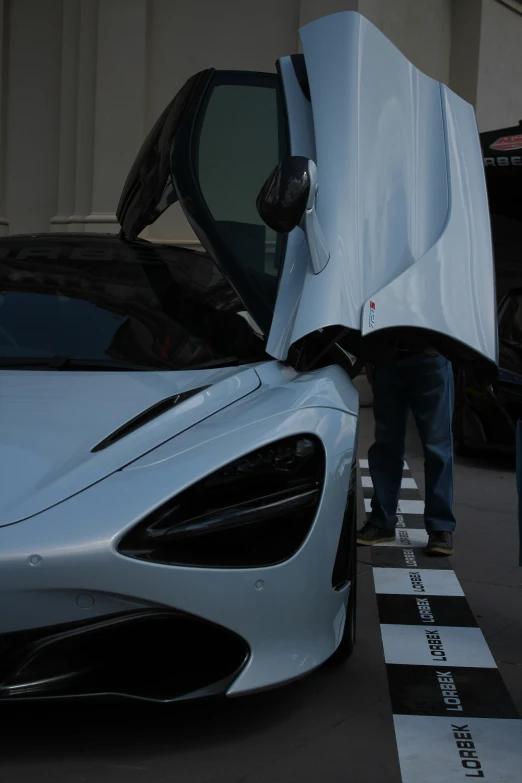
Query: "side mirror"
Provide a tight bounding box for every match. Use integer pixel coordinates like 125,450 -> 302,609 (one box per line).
257,156 -> 330,275
256,156 -> 311,234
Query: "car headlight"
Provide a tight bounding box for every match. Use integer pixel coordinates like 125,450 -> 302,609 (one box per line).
118,435 -> 325,568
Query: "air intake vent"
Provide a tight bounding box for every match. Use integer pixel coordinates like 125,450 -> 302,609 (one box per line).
91,386 -> 210,452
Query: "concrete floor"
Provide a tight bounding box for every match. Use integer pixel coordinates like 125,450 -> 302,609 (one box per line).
0,398 -> 520,783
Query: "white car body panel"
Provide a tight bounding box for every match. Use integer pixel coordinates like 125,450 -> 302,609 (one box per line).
0,366 -> 260,526
0,10 -> 498,703
361,85 -> 497,363
0,365 -> 358,695
267,12 -> 497,365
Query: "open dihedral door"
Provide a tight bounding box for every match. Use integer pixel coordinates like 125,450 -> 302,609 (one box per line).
280,11 -> 498,370
117,11 -> 498,373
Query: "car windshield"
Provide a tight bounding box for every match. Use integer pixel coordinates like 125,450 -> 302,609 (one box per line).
0,240 -> 264,370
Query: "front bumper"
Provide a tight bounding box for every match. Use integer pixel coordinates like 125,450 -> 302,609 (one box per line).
0,382 -> 358,699
0,609 -> 249,703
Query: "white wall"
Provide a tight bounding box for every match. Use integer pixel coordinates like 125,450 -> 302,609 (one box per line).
1,0 -> 521,238
90,0 -> 149,222
475,0 -> 522,130
5,0 -> 62,235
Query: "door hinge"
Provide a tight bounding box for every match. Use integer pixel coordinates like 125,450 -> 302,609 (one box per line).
299,160 -> 330,274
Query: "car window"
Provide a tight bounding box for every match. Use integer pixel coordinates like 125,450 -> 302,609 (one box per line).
0,293 -> 130,358
117,73 -> 204,240
0,245 -> 264,370
195,75 -> 288,310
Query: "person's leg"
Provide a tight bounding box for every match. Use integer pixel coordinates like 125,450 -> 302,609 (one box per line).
366,360 -> 410,530
406,354 -> 456,536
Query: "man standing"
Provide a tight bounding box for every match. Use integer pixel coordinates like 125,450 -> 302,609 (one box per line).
357,346 -> 455,556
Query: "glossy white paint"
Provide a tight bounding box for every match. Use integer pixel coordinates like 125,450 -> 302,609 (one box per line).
266,54 -> 314,360
0,363 -> 359,695
0,366 -> 260,526
0,9 -> 500,703
361,84 -> 497,363
269,12 -> 496,365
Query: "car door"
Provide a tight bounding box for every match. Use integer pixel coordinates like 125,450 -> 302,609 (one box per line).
170,13 -> 498,372
169,66 -> 317,351
117,65 -> 309,352
294,11 -> 498,371
118,11 -> 498,373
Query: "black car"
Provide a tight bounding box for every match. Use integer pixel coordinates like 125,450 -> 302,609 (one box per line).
454,288 -> 522,455
453,122 -> 522,456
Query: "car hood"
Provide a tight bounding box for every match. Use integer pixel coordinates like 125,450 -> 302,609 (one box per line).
0,366 -> 260,526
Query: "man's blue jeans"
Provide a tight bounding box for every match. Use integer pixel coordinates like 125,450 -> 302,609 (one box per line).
368,353 -> 456,534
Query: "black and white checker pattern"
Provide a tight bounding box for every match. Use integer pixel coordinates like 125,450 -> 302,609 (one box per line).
359,458 -> 522,782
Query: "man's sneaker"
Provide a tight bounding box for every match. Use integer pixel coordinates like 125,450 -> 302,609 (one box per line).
426,531 -> 454,556
357,522 -> 396,546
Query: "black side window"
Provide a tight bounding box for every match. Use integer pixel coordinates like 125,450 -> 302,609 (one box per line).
194,73 -> 288,311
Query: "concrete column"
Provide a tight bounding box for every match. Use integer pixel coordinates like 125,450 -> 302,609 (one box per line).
0,0 -> 9,234
50,0 -> 81,232
6,0 -> 62,235
475,0 -> 522,131
84,0 -> 149,233
68,0 -> 99,232
449,0 -> 483,106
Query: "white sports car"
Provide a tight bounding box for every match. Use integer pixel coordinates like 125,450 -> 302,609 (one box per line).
0,11 -> 496,702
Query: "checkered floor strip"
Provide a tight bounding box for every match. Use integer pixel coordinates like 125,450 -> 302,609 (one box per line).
359,458 -> 522,782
